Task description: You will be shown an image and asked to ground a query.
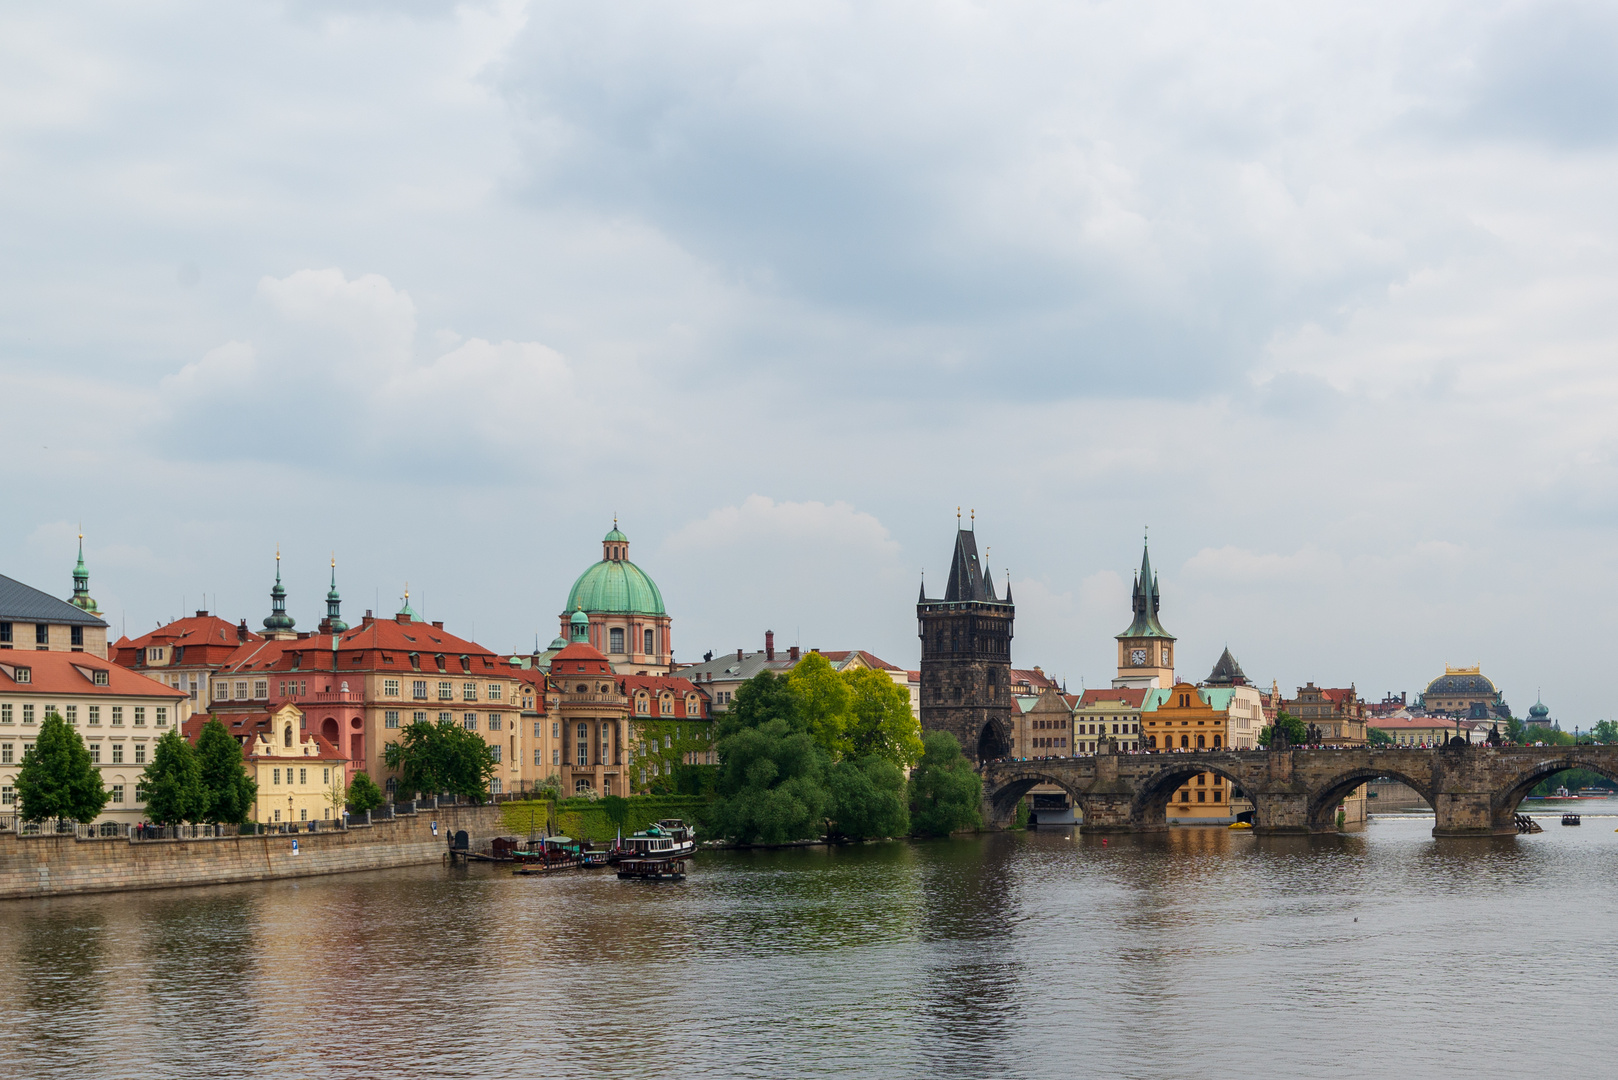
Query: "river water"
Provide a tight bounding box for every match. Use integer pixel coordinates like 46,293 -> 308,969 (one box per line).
4,813 -> 1617,1080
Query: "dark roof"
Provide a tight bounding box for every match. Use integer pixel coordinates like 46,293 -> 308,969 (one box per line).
0,573 -> 109,628
1116,540 -> 1172,640
1204,647 -> 1249,686
943,529 -> 992,602
1424,672 -> 1498,697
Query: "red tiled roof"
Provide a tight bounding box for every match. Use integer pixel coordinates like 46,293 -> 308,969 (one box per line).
550,642 -> 613,673
113,614 -> 260,665
620,675 -> 708,717
0,652 -> 188,700
212,616 -> 511,678
1011,668 -> 1060,690
1078,688 -> 1148,707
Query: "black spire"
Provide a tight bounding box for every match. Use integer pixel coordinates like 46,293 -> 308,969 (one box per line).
918,577 -> 928,603
943,529 -> 992,602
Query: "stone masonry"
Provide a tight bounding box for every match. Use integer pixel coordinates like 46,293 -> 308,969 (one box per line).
981,742 -> 1618,836
0,803 -> 505,901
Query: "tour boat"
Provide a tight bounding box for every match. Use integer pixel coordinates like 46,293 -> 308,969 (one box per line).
616,856 -> 687,881
512,836 -> 587,872
1577,787 -> 1611,798
617,821 -> 697,860
1540,786 -> 1580,801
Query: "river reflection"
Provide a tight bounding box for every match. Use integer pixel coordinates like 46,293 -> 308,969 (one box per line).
3,819 -> 1617,1079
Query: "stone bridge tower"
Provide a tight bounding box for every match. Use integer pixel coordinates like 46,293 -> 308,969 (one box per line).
918,520 -> 1015,763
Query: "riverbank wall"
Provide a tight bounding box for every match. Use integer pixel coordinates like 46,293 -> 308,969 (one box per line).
0,804 -> 504,901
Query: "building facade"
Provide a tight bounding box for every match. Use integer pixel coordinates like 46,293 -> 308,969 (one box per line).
0,651 -> 190,829
918,525 -> 1015,762
1420,665 -> 1510,720
1,563 -> 110,659
1285,682 -> 1368,744
113,611 -> 259,709
1074,687 -> 1146,754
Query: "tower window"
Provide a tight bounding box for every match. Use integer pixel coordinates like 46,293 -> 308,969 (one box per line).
610,628 -> 625,653
645,629 -> 655,654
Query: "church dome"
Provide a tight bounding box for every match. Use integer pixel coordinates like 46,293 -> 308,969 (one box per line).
1529,699 -> 1549,719
563,526 -> 665,615
1424,668 -> 1497,697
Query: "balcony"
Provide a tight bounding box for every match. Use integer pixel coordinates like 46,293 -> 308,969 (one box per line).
560,692 -> 628,706
309,691 -> 364,703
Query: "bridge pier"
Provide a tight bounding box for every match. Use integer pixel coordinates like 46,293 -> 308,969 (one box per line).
1076,794 -> 1149,834
1249,790 -> 1313,835
1430,793 -> 1514,836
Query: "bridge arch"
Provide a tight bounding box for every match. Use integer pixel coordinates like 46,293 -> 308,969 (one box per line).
1130,756 -> 1258,828
983,768 -> 1082,828
977,718 -> 1012,763
1305,768 -> 1433,831
1491,754 -> 1618,829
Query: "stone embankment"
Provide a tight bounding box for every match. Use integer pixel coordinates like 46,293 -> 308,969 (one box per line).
0,804 -> 505,901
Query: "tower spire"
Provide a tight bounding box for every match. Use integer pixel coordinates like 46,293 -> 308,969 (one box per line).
262,546 -> 296,637
69,527 -> 100,614
322,553 -> 348,634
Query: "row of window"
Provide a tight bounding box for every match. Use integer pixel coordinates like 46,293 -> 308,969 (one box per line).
0,783 -> 135,805
380,680 -> 505,702
382,711 -> 504,731
0,704 -> 167,727
0,623 -> 82,646
605,628 -> 659,655
269,766 -> 333,786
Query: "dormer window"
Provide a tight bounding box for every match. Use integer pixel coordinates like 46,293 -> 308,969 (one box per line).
13,667 -> 30,684
93,669 -> 108,686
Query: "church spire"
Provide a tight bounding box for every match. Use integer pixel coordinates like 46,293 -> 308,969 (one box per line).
263,546 -> 296,637
321,555 -> 348,634
69,529 -> 100,615
1117,531 -> 1172,640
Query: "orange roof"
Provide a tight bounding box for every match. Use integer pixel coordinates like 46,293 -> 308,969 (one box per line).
550,642 -> 614,673
183,709 -> 347,762
1078,688 -> 1148,707
1011,668 -> 1060,690
813,649 -> 903,672
213,615 -> 512,678
620,675 -> 707,717
114,613 -> 259,661
0,652 -> 188,700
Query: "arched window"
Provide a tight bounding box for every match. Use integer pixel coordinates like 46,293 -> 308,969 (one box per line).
1180,734 -> 1189,748
1196,734 -> 1205,748
645,629 -> 655,655
1212,734 -> 1222,748
1148,735 -> 1157,749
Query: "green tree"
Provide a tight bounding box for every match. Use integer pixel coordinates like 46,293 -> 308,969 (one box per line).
785,651 -> 851,757
841,667 -> 924,767
825,754 -> 910,840
346,771 -> 384,812
1593,720 -> 1618,745
1258,711 -> 1308,747
14,711 -> 109,824
717,671 -> 804,739
908,730 -> 982,837
194,717 -> 256,824
1367,727 -> 1393,747
383,718 -> 497,801
711,717 -> 832,844
140,729 -> 208,825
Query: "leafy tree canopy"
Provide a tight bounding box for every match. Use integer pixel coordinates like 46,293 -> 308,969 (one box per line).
1258,711 -> 1309,747
1593,720 -> 1618,745
711,717 -> 831,845
1367,727 -> 1394,747
15,711 -> 109,824
826,754 -> 909,841
383,718 -> 496,801
347,771 -> 384,812
908,731 -> 982,837
842,667 -> 924,768
194,717 -> 256,824
717,671 -> 804,740
141,729 -> 208,826
785,651 -> 851,758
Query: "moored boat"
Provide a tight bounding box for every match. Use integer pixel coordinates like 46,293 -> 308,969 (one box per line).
617,856 -> 687,881
616,820 -> 697,861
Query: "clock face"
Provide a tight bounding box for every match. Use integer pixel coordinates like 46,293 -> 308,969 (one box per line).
1130,648 -> 1147,666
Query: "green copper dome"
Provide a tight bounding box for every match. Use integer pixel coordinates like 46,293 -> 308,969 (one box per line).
564,525 -> 666,615
565,560 -> 665,615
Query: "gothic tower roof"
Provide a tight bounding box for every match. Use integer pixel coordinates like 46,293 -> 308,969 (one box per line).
943,528 -> 992,603
1204,647 -> 1249,686
1116,536 -> 1173,641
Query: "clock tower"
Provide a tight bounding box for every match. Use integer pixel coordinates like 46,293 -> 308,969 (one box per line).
1114,536 -> 1175,690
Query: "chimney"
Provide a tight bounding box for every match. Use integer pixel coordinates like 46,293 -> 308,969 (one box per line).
789,646 -> 800,662
737,648 -> 744,661
432,620 -> 444,630
237,619 -> 249,643
765,630 -> 775,661
195,610 -> 208,618
396,613 -> 410,624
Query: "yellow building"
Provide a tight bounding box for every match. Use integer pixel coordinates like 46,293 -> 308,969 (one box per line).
210,703 -> 349,826
1143,683 -> 1252,823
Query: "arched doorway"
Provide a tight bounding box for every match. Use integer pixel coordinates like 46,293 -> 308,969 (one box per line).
978,719 -> 1011,762
321,717 -> 339,744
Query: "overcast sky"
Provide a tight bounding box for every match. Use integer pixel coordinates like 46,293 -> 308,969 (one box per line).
4,1 -> 1616,723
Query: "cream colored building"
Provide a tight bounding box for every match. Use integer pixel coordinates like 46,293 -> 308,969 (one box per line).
0,651 -> 190,831
234,704 -> 349,825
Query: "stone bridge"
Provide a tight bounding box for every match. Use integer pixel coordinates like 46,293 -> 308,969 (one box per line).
980,742 -> 1618,836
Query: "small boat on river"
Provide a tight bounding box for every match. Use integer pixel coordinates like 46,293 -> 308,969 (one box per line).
1540,786 -> 1580,801
612,820 -> 697,862
513,836 -> 588,873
